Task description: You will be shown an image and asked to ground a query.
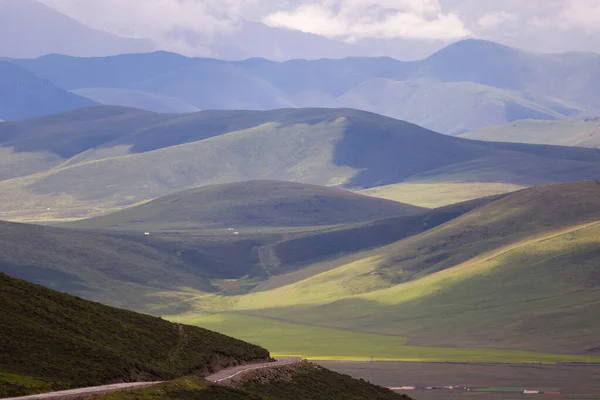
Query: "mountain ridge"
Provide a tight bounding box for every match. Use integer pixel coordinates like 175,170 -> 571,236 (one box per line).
7,39 -> 600,132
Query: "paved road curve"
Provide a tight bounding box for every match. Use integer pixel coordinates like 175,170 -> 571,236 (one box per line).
1,358 -> 303,400
206,357 -> 303,383
0,382 -> 163,400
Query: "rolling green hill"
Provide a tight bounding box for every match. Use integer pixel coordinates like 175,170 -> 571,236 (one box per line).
0,272 -> 269,397
4,180 -> 600,361
157,181 -> 600,357
0,216 -> 324,312
66,180 -> 424,231
461,118 -> 600,148
4,107 -> 600,222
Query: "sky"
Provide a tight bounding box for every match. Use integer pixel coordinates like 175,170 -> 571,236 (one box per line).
37,0 -> 600,59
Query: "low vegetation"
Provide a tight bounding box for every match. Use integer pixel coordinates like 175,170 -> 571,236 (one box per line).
0,273 -> 269,397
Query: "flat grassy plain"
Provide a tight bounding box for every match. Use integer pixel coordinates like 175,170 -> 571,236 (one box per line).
180,314 -> 600,364
317,361 -> 600,400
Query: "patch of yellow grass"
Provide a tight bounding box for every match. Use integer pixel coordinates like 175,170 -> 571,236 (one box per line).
359,182 -> 525,208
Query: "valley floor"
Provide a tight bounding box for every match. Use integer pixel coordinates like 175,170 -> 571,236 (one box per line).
178,314 -> 600,364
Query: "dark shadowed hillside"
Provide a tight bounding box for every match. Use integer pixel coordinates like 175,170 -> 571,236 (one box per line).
97,363 -> 411,400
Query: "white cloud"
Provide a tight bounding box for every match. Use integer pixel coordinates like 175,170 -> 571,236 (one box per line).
263,0 -> 471,41
38,0 -> 245,39
560,0 -> 600,32
35,0 -> 600,57
477,11 -> 517,30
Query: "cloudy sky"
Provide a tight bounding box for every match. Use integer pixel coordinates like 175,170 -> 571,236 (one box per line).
37,0 -> 600,59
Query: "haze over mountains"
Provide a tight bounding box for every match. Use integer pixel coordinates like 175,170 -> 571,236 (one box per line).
462,118 -> 600,148
0,0 -> 366,61
2,39 -> 598,133
0,0 -> 153,58
0,60 -> 96,121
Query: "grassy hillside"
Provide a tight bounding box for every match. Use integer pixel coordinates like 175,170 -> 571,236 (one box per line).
99,363 -> 411,400
461,118 -> 600,148
258,195 -> 504,276
156,181 -> 600,356
9,39 -> 600,133
4,107 -> 600,221
66,180 -> 424,231
0,60 -> 96,121
0,218 -> 287,311
0,273 -> 269,397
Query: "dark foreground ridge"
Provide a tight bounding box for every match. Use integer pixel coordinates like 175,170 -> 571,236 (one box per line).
0,273 -> 269,398
97,361 -> 413,400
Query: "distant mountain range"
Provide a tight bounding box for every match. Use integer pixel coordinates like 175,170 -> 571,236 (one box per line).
3,39 -> 599,133
0,60 -> 96,120
3,106 -> 600,221
0,0 -> 369,61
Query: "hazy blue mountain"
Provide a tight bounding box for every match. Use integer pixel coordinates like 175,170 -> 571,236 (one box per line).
0,61 -> 97,121
72,88 -> 199,114
0,0 -> 153,58
8,39 -> 600,132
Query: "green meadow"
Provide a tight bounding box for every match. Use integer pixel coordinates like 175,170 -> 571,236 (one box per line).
183,314 -> 600,364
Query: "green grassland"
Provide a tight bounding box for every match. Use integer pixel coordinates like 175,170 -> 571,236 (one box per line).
461,118 -> 600,148
99,364 -> 411,400
0,273 -> 269,398
3,107 -> 600,222
181,314 -> 598,364
5,181 -> 600,364
148,181 -> 600,359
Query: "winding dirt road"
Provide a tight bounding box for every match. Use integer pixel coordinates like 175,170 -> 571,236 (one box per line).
1,358 -> 303,400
